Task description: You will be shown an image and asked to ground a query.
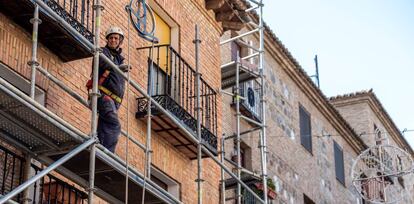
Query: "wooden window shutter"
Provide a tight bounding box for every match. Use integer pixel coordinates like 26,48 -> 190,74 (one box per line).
299,105 -> 312,153
334,140 -> 345,185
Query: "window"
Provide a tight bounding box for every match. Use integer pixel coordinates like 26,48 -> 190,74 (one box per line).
145,3 -> 179,97
303,194 -> 315,204
334,140 -> 345,185
230,36 -> 249,62
231,141 -> 252,170
0,63 -> 45,105
231,41 -> 242,61
299,105 -> 312,153
374,124 -> 382,145
150,166 -> 180,199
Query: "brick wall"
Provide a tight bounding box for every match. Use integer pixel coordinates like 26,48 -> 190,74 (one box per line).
0,0 -> 223,203
332,97 -> 414,204
220,27 -> 362,203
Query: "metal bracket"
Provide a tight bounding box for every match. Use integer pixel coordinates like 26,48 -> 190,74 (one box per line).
29,18 -> 42,24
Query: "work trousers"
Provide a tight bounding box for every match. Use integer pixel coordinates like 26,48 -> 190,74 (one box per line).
97,95 -> 121,153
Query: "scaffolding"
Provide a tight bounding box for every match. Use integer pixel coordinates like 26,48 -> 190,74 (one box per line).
0,0 -> 267,204
219,0 -> 268,203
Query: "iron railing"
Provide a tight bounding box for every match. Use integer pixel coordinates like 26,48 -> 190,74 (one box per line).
43,0 -> 94,42
0,145 -> 87,203
0,145 -> 25,202
31,165 -> 88,204
242,187 -> 260,204
136,45 -> 218,151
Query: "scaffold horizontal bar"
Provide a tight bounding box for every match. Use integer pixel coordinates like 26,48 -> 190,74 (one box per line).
236,40 -> 260,52
0,195 -> 18,204
37,65 -> 89,107
240,115 -> 263,127
224,127 -> 262,140
247,0 -> 262,6
246,5 -> 259,12
242,52 -> 260,61
220,28 -> 260,45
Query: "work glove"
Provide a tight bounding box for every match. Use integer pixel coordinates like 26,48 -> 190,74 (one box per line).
119,64 -> 131,72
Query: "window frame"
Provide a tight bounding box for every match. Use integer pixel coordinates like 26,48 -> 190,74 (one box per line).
0,63 -> 45,105
299,105 -> 312,154
333,140 -> 346,186
150,166 -> 181,200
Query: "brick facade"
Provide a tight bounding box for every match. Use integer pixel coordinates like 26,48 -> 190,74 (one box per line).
0,0 -> 226,203
220,24 -> 366,203
330,91 -> 414,204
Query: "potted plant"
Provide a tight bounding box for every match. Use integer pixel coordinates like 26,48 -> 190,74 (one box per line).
254,178 -> 277,200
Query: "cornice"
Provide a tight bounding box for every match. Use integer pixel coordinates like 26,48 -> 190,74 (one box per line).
329,91 -> 414,156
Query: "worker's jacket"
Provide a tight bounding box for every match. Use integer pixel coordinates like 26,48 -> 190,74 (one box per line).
98,46 -> 126,101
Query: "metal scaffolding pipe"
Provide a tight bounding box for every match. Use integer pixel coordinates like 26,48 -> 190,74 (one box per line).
88,0 -> 103,203
27,1 -> 263,203
220,136 -> 226,204
258,0 -> 269,202
0,138 -> 95,204
36,65 -> 89,107
240,114 -> 263,127
0,195 -> 18,204
29,4 -> 40,99
121,130 -> 146,150
200,142 -> 264,203
96,147 -> 182,204
220,28 -> 259,45
224,127 -> 261,140
247,0 -> 262,6
141,30 -> 155,204
242,52 -> 260,61
194,25 -> 203,204
0,77 -> 88,142
245,5 -> 259,12
236,40 -> 260,53
24,4 -> 41,200
235,54 -> 242,204
21,155 -> 32,204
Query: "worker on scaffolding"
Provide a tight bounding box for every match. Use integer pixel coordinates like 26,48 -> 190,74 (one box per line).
87,26 -> 130,152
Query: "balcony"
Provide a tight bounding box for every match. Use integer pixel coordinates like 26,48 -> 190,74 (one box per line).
0,0 -> 94,62
136,45 -> 218,158
0,144 -> 87,203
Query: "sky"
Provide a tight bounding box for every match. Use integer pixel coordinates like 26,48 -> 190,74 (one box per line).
263,0 -> 414,148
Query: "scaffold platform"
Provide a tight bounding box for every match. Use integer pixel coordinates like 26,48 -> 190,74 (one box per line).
0,77 -> 179,204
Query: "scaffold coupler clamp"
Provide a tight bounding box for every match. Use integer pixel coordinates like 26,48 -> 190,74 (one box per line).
29,15 -> 42,25
90,132 -> 100,144
92,4 -> 105,11
27,60 -> 40,67
194,178 -> 205,183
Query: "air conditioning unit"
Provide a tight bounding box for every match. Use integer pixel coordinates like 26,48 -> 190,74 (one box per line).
240,80 -> 261,121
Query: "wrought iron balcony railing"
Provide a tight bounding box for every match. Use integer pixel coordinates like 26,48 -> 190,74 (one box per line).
0,145 -> 24,202
136,45 -> 218,156
0,0 -> 94,61
43,0 -> 94,43
0,144 -> 87,203
31,165 -> 88,204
